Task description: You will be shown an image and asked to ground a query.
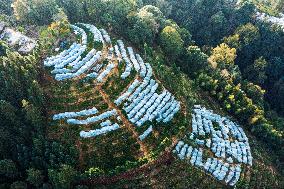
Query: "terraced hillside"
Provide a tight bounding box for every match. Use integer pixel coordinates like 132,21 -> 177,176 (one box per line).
44,23 -> 185,175
2,1 -> 284,188
41,23 -> 283,188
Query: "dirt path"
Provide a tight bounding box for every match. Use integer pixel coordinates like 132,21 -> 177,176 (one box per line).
80,49 -> 151,157
96,83 -> 149,157
75,140 -> 85,168
45,40 -> 184,182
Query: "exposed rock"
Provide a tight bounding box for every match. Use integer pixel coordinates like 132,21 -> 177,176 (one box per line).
0,22 -> 6,33
0,22 -> 36,54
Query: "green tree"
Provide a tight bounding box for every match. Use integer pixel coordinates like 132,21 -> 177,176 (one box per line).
235,23 -> 260,47
223,34 -> 241,49
243,82 -> 265,107
0,100 -> 18,125
12,0 -> 58,25
235,1 -> 256,24
266,57 -> 284,82
127,5 -> 165,45
85,167 -> 105,178
0,41 -> 9,56
75,185 -> 89,189
85,0 -> 137,35
209,11 -> 229,43
181,46 -> 208,76
0,159 -> 18,179
244,57 -> 268,85
27,80 -> 45,107
56,0 -> 86,22
277,0 -> 284,12
143,0 -> 172,17
48,164 -> 77,189
10,181 -> 27,189
167,0 -> 254,45
209,43 -> 237,68
159,26 -> 184,59
0,100 -> 20,159
0,0 -> 13,15
271,77 -> 284,115
26,168 -> 44,188
163,19 -> 192,45
155,0 -> 172,17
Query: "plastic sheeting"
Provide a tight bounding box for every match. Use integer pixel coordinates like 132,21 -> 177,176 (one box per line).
173,106 -> 253,186
97,63 -> 115,82
55,51 -> 101,81
100,120 -> 112,127
138,125 -> 153,141
83,24 -> 104,43
120,78 -> 180,126
117,40 -> 133,79
100,29 -> 111,44
127,47 -> 140,72
115,79 -> 140,106
44,43 -> 80,67
173,142 -> 241,186
191,106 -> 252,166
53,107 -> 98,120
54,46 -> 86,69
114,45 -> 122,62
124,79 -> 157,113
86,72 -> 98,79
136,54 -> 147,78
113,54 -> 180,127
67,109 -> 117,125
44,24 -> 87,70
257,12 -> 284,30
80,123 -> 120,138
72,25 -> 87,45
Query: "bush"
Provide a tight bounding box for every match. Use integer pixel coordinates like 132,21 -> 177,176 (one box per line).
10,181 -> 27,189
159,26 -> 184,59
12,0 -> 58,25
48,164 -> 77,189
26,168 -> 44,187
0,159 -> 18,179
196,72 -> 283,153
85,167 -> 105,178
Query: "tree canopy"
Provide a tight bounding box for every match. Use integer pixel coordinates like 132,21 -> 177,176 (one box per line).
0,0 -> 283,188
159,25 -> 184,59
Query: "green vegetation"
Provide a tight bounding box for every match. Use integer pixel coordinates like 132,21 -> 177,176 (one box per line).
159,26 -> 184,60
0,0 -> 283,188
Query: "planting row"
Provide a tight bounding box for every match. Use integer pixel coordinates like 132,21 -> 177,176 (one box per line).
173,106 -> 253,186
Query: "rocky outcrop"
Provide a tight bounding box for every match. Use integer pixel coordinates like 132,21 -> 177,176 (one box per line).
0,22 -> 36,54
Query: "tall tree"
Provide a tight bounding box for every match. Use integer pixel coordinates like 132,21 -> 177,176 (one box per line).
0,0 -> 13,15
0,159 -> 18,179
12,0 -> 58,25
271,77 -> 284,115
180,46 -> 208,77
127,5 -> 166,45
209,43 -> 237,69
48,165 -> 77,189
159,26 -> 184,59
167,0 -> 255,46
277,0 -> 284,12
26,168 -> 44,188
56,0 -> 86,22
244,57 -> 267,85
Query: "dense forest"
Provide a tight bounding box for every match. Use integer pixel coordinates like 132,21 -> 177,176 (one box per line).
0,0 -> 283,188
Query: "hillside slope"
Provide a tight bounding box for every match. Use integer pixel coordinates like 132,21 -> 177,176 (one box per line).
40,22 -> 283,188
42,22 -> 184,175
1,1 -> 284,188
